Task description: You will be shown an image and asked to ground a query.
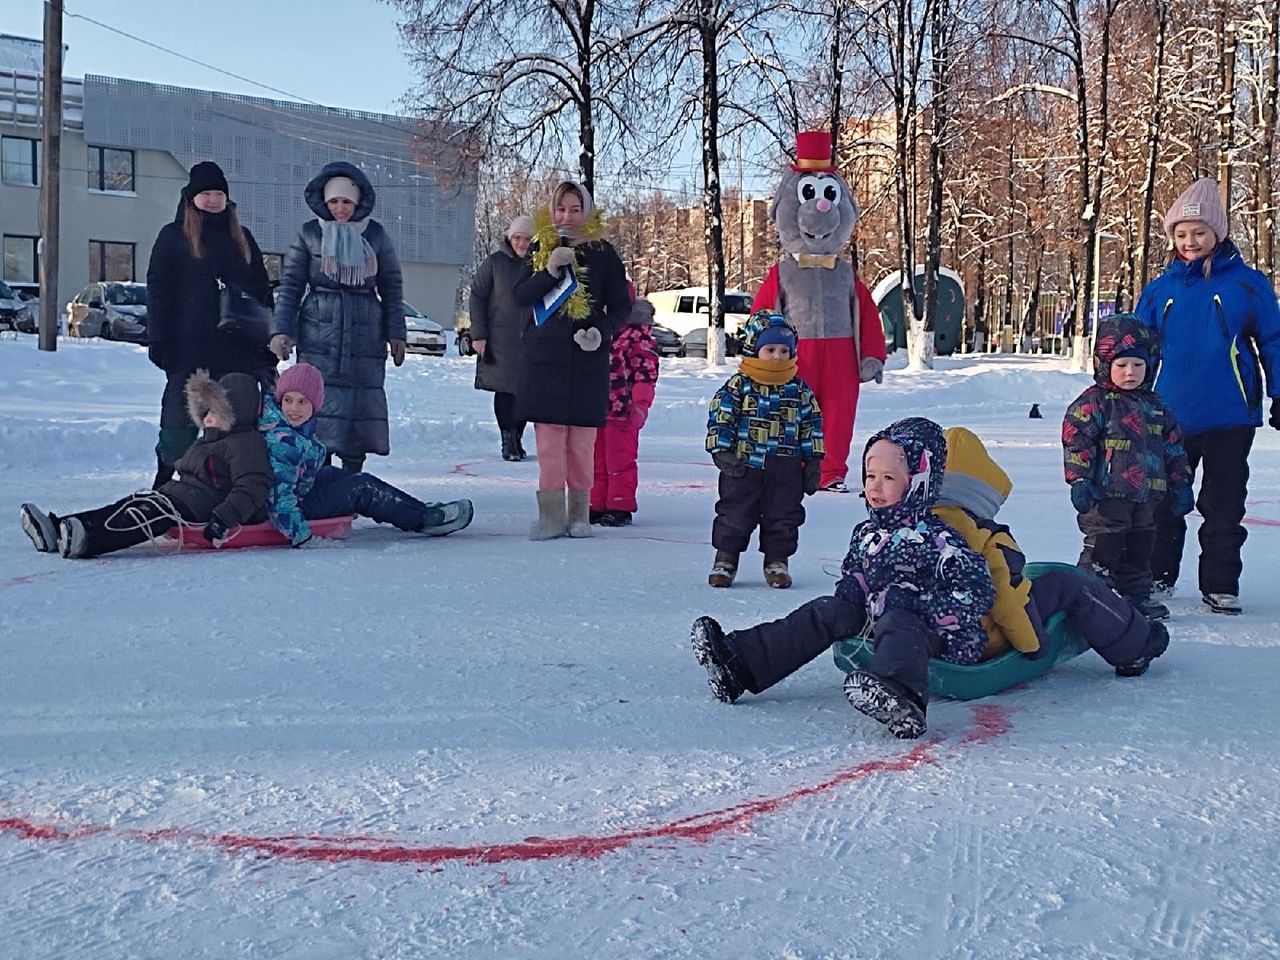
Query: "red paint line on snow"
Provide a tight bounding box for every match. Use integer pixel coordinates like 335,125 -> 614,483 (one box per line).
0,706 -> 1011,867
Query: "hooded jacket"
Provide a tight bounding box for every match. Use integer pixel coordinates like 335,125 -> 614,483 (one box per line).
834,418 -> 994,665
1134,239 -> 1280,436
469,237 -> 529,395
271,161 -> 405,458
1062,314 -> 1191,502
164,371 -> 272,527
933,426 -> 1042,658
706,312 -> 825,467
258,393 -> 329,545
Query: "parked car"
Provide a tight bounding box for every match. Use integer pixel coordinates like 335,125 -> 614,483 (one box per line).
65,282 -> 148,343
647,287 -> 754,341
651,323 -> 683,357
0,280 -> 34,333
403,302 -> 447,356
680,327 -> 742,360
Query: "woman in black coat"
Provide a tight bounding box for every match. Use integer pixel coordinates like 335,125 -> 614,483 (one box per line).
269,162 -> 406,473
513,180 -> 631,540
470,214 -> 533,461
145,161 -> 275,488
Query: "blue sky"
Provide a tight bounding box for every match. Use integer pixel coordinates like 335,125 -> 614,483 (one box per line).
9,0 -> 417,115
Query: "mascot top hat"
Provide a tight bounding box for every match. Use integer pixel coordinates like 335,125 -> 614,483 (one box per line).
792,130 -> 837,172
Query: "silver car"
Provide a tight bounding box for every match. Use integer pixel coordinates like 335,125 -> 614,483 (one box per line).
66,282 -> 148,343
403,302 -> 447,356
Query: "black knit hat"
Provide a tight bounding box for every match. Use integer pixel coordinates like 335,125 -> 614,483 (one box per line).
182,161 -> 229,201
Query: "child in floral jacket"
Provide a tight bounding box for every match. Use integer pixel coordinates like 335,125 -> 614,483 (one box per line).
260,363 -> 473,545
691,417 -> 994,739
590,297 -> 659,527
705,311 -> 824,589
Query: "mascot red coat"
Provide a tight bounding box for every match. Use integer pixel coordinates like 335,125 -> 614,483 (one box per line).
752,131 -> 886,491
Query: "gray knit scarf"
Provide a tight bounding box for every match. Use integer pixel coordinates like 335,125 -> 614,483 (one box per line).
318,217 -> 378,285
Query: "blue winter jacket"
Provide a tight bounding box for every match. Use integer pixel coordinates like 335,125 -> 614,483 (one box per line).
834,417 -> 995,665
258,395 -> 328,545
1135,241 -> 1280,436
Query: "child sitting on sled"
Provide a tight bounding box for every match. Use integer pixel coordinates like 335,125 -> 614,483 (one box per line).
934,426 -> 1169,677
20,371 -> 272,558
260,362 -> 473,546
691,416 -> 994,739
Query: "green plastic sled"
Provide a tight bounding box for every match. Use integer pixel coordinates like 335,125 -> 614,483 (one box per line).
831,561 -> 1092,702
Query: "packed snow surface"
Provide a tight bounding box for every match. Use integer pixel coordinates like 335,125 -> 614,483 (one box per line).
1,334 -> 1277,958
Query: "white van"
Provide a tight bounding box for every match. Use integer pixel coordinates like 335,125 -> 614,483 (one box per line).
646,286 -> 754,339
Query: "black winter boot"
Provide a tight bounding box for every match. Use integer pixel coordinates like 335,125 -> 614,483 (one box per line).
843,670 -> 927,739
1115,621 -> 1170,677
501,430 -> 520,462
690,616 -> 748,704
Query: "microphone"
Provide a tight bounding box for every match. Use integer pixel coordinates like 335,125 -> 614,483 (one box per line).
558,229 -> 572,247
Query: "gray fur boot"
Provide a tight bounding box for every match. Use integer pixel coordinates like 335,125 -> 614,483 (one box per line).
529,488 -> 568,541
566,489 -> 592,537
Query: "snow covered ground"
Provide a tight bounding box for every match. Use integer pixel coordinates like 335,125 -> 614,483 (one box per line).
1,332 -> 1278,959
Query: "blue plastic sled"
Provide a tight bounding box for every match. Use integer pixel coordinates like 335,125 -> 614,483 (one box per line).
831,561 -> 1091,701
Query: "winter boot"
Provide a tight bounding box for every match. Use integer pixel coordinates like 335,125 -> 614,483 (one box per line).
599,510 -> 633,527
763,556 -> 792,588
421,499 -> 474,537
566,489 -> 592,537
843,670 -> 927,739
500,430 -> 521,462
1150,580 -> 1176,602
1115,620 -> 1170,677
819,478 -> 849,493
589,509 -> 606,524
1202,593 -> 1242,615
1134,596 -> 1170,621
19,503 -> 59,553
515,430 -> 528,460
690,616 -> 747,704
529,489 -> 568,541
151,455 -> 175,490
57,517 -> 89,559
708,550 -> 739,588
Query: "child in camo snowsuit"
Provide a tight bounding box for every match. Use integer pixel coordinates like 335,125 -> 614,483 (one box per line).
691,416 -> 994,739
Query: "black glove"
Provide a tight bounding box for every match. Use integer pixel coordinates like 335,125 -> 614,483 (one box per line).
712,450 -> 748,478
147,342 -> 169,370
1069,481 -> 1098,514
1270,397 -> 1280,431
802,458 -> 822,495
1170,484 -> 1195,517
202,515 -> 229,546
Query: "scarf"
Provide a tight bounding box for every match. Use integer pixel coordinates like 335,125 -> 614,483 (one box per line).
530,206 -> 607,322
319,217 -> 378,285
739,356 -> 798,385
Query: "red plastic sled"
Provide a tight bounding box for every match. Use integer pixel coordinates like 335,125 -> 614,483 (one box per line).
166,514 -> 356,550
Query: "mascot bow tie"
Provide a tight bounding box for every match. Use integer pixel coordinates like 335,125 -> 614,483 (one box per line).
793,253 -> 838,269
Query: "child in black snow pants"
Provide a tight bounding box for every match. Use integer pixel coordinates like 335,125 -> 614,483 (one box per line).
1062,314 -> 1193,621
705,311 -> 824,589
20,371 -> 272,558
692,417 -> 994,739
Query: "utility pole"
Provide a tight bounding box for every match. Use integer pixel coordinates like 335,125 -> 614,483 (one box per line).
38,0 -> 64,353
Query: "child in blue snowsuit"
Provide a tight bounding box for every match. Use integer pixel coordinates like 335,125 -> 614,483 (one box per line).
260,363 -> 473,545
691,416 -> 994,739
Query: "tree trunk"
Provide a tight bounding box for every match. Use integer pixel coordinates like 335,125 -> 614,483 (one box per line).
699,2 -> 727,367
1138,0 -> 1169,290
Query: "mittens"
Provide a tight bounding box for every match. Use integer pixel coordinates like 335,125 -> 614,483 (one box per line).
1069,481 -> 1098,514
573,326 -> 602,352
859,356 -> 884,384
802,458 -> 822,495
712,450 -> 748,478
1171,484 -> 1195,517
202,515 -> 229,547
1270,397 -> 1280,431
545,246 -> 576,273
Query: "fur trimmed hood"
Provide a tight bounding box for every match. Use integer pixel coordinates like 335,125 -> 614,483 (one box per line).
185,370 -> 262,434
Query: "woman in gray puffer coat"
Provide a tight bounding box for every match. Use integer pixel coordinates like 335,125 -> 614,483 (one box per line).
270,161 -> 406,472
469,214 -> 533,461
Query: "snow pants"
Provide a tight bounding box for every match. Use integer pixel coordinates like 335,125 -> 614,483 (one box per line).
1150,426 -> 1253,596
1026,567 -> 1149,668
1076,498 -> 1158,603
712,454 -> 805,558
798,337 -> 861,488
590,408 -> 647,513
300,466 -> 431,532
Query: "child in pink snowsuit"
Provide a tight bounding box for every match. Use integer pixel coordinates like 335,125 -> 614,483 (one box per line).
590,298 -> 659,526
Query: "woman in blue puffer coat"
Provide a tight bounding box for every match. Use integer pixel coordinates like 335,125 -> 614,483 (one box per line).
1134,177 -> 1280,614
269,162 -> 406,473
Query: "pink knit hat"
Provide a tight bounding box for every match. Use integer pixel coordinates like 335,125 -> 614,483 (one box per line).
1163,177 -> 1227,243
275,362 -> 324,412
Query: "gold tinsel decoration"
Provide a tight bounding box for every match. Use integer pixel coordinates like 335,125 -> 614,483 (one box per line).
530,206 -> 607,322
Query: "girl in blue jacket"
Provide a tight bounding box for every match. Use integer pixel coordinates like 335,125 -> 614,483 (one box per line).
1135,178 -> 1280,614
260,363 -> 473,546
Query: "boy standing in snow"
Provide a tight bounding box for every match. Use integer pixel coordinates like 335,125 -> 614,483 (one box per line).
590,297 -> 660,527
936,426 -> 1169,678
692,417 -> 993,739
20,371 -> 272,558
1062,315 -> 1193,620
705,311 -> 824,589
260,362 -> 474,545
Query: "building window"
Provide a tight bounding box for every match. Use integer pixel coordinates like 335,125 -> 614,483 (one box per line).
1,136 -> 39,186
262,253 -> 283,283
3,235 -> 40,283
89,240 -> 135,282
87,146 -> 135,192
